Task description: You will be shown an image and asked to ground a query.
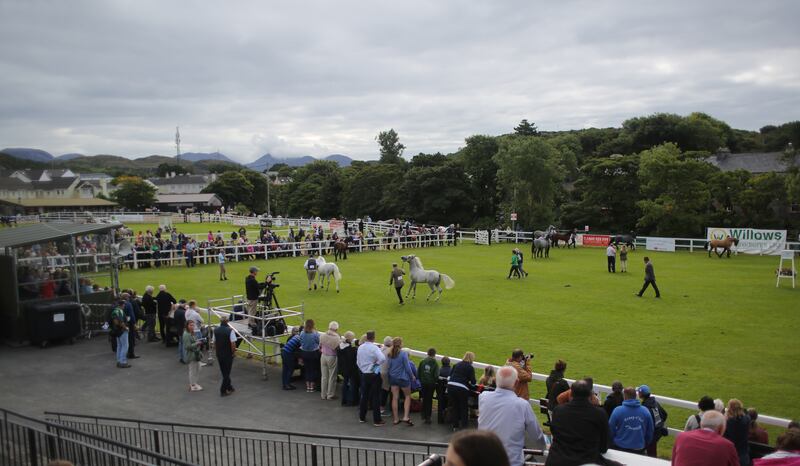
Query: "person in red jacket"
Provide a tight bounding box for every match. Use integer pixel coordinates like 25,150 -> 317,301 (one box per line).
672,410 -> 740,466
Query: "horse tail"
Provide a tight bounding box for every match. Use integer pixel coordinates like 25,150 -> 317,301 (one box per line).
333,265 -> 342,282
440,274 -> 455,289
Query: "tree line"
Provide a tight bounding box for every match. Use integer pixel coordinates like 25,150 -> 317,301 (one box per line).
114,113 -> 800,237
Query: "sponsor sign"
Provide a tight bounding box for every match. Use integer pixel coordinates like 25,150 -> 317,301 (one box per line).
510,212 -> 517,221
581,234 -> 610,247
646,237 -> 676,252
706,227 -> 787,255
110,214 -> 144,222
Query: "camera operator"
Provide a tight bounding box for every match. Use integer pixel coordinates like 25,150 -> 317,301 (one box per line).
507,349 -> 534,400
245,266 -> 260,325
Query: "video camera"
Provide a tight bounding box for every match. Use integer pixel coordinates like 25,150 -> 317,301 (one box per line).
258,272 -> 281,309
264,272 -> 280,288
524,353 -> 535,361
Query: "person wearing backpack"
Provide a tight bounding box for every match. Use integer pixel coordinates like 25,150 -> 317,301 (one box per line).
417,348 -> 440,424
304,253 -> 318,291
109,301 -> 130,368
638,384 -> 669,457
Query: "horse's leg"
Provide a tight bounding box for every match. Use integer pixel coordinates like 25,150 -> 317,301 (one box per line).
426,283 -> 435,301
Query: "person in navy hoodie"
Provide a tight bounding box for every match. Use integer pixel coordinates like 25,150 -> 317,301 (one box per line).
608,386 -> 654,454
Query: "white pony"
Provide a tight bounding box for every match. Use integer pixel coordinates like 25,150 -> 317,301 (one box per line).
315,256 -> 342,292
400,254 -> 455,301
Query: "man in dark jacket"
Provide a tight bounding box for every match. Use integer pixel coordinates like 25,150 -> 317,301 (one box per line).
637,257 -> 661,298
546,379 -> 608,466
603,381 -> 624,418
546,360 -> 569,411
214,316 -> 237,396
338,331 -> 359,405
245,266 -> 260,326
141,285 -> 158,342
638,385 -> 668,457
155,284 -> 176,343
173,300 -> 187,363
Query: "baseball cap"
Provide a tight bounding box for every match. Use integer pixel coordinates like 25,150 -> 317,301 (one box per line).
637,385 -> 651,396
249,266 -> 259,273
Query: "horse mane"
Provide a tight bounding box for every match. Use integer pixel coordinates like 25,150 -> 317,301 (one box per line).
412,256 -> 423,269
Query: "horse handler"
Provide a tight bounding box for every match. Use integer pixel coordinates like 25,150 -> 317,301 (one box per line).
389,263 -> 405,305
304,253 -> 318,290
636,256 -> 661,298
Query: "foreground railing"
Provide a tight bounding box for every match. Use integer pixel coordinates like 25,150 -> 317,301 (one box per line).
44,411 -> 448,466
0,408 -> 194,466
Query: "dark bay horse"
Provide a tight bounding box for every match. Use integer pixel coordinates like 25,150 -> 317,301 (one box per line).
705,236 -> 739,258
611,233 -> 637,250
333,238 -> 350,261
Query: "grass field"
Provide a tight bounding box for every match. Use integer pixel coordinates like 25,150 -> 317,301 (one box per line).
112,236 -> 798,456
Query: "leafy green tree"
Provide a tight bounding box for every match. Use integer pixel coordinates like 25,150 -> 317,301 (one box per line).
341,162 -> 405,219
548,133 -> 582,180
761,121 -> 800,152
111,176 -> 157,210
376,129 -> 406,164
459,135 -> 500,224
706,169 -> 750,226
157,163 -> 191,177
493,137 -> 564,228
738,172 -> 789,228
636,143 -> 716,236
284,160 -> 342,217
203,171 -> 254,210
560,155 -> 641,233
400,159 -> 474,225
514,119 -> 538,136
576,128 -> 621,157
409,152 -> 448,168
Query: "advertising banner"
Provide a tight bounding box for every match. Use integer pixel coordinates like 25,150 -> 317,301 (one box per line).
581,234 -> 610,247
706,227 -> 787,255
646,237 -> 676,252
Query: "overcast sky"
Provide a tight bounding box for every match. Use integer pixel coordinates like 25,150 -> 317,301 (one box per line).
1,1 -> 798,163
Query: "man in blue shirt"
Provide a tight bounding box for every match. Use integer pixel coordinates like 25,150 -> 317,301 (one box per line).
281,328 -> 301,390
608,387 -> 653,454
478,365 -> 544,466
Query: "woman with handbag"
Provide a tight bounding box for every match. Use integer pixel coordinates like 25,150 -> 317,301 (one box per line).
183,320 -> 203,391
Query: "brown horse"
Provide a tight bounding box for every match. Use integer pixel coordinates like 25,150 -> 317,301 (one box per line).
333,239 -> 349,261
705,236 -> 739,258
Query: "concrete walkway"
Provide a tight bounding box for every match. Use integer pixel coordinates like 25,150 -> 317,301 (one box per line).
0,336 -> 457,444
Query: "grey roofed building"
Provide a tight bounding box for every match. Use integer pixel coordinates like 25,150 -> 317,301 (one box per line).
706,152 -> 798,174
149,174 -> 209,186
30,177 -> 79,190
148,174 -> 214,194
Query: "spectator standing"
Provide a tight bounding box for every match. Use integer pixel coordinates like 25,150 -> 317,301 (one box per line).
748,408 -> 769,445
319,321 -> 340,400
606,243 -> 617,273
417,348 -> 439,424
338,331 -> 359,405
281,328 -> 301,390
445,430 -> 510,466
685,396 -> 717,431
437,357 -> 452,424
299,319 -> 321,393
245,267 -> 260,327
185,301 -> 209,366
546,360 -> 569,411
357,331 -> 387,426
515,248 -> 529,277
173,300 -> 187,362
603,381 -> 624,418
478,366 -> 544,466
110,301 -> 130,368
609,387 -> 653,454
620,245 -> 629,272
724,399 -> 752,466
546,380 -> 609,466
389,263 -> 405,305
185,239 -> 196,267
448,352 -> 477,430
637,256 -> 661,298
214,316 -> 237,396
672,410 -> 739,466
380,336 -> 393,415
121,292 -> 138,360
556,377 -> 600,406
507,349 -> 533,400
183,320 -> 203,391
639,384 -> 669,457
141,285 -> 158,342
387,337 -> 415,425
218,250 -> 228,281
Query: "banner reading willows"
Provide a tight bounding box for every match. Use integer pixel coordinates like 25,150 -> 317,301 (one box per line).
706,227 -> 787,255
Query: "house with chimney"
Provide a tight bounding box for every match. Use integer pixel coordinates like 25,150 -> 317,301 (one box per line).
0,169 -> 117,214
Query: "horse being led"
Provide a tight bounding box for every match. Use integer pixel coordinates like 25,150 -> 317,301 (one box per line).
400,255 -> 455,301
315,256 -> 342,292
547,226 -> 572,248
532,234 -> 550,258
705,236 -> 739,258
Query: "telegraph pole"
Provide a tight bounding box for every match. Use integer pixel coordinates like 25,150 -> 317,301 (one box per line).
175,126 -> 181,166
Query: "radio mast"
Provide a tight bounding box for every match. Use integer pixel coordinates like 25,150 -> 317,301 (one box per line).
175,126 -> 181,165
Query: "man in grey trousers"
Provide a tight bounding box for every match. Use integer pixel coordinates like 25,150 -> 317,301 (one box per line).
637,257 -> 660,298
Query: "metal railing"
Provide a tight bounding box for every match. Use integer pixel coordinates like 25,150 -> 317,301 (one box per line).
0,408 -> 195,466
44,411 -> 448,466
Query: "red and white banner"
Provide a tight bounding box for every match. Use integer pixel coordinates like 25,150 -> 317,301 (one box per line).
580,234 -> 611,247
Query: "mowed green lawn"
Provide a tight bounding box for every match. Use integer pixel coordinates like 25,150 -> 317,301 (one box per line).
115,242 -> 799,435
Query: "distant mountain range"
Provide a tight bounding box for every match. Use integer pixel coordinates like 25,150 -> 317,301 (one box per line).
0,147 -> 354,171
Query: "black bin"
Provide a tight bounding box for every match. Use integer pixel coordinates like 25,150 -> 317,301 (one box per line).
27,302 -> 82,347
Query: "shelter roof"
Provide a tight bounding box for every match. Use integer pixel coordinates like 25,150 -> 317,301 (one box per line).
156,193 -> 221,203
0,222 -> 122,249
